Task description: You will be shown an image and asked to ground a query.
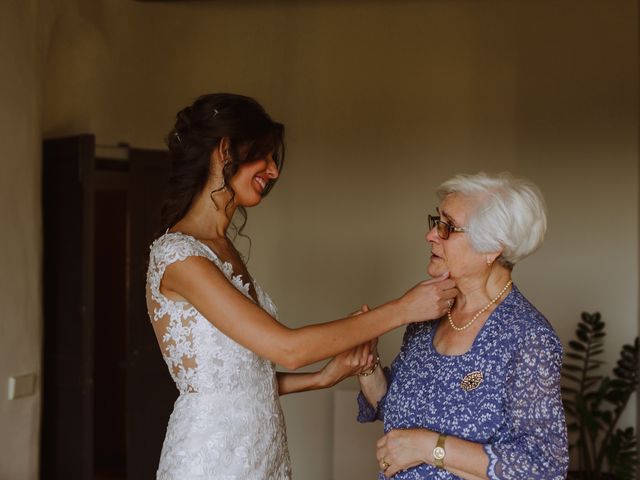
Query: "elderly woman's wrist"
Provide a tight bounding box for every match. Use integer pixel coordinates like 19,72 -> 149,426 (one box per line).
422,430 -> 442,465
358,355 -> 380,377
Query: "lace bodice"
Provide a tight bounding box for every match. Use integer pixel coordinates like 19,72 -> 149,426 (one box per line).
146,232 -> 279,395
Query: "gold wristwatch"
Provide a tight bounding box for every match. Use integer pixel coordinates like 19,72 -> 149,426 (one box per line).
433,433 -> 447,469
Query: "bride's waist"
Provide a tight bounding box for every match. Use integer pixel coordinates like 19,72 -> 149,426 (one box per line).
176,385 -> 278,399
170,366 -> 278,396
173,390 -> 283,413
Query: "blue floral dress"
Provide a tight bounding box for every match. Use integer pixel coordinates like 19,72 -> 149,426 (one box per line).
357,285 -> 568,479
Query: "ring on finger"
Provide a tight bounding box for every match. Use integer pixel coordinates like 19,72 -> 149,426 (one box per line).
446,298 -> 454,308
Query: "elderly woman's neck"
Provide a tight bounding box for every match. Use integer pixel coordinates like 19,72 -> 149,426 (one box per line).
453,267 -> 512,311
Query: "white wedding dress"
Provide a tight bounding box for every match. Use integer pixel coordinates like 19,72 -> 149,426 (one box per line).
146,232 -> 291,479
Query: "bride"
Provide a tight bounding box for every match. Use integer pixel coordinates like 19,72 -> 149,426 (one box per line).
145,93 -> 457,479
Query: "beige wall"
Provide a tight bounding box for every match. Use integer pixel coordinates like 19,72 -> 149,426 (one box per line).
0,0 -> 48,478
2,0 -> 637,478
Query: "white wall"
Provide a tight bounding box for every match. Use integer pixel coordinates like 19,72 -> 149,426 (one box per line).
2,0 -> 637,478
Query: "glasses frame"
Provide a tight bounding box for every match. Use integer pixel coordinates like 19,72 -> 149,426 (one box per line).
428,214 -> 467,240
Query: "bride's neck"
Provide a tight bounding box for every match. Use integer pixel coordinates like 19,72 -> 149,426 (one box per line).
172,189 -> 236,240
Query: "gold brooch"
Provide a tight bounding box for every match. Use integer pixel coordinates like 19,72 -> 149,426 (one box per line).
460,371 -> 483,391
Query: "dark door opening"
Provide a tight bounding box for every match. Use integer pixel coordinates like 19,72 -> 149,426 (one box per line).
94,170 -> 128,480
41,135 -> 175,480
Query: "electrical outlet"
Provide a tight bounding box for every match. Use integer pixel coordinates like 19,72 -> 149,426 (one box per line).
8,373 -> 36,400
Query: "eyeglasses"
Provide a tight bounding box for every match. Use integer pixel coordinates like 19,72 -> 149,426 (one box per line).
428,214 -> 467,240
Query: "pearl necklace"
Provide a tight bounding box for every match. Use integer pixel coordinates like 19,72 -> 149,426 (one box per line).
447,280 -> 513,332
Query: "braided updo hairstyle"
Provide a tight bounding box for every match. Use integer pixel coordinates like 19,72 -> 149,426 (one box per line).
161,93 -> 285,236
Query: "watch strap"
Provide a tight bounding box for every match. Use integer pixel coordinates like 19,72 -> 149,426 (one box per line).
433,433 -> 447,469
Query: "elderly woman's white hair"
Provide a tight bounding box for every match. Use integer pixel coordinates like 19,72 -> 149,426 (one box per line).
436,172 -> 547,269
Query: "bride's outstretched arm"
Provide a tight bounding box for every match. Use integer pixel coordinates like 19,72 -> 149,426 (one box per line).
277,339 -> 376,395
350,307 -> 388,407
161,256 -> 457,370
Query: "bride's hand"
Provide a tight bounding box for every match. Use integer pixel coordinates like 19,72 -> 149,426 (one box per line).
399,272 -> 458,324
319,306 -> 377,387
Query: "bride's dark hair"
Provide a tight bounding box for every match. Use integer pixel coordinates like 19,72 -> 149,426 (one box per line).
160,93 -> 285,237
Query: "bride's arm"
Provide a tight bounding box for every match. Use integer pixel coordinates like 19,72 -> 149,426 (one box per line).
351,308 -> 389,407
277,340 -> 375,395
161,256 -> 456,369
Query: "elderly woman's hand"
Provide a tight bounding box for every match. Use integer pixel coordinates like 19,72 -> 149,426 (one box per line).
399,273 -> 458,323
376,428 -> 433,478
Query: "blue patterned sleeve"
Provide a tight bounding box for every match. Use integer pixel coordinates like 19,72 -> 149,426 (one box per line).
356,366 -> 393,422
484,325 -> 569,479
357,323 -> 419,423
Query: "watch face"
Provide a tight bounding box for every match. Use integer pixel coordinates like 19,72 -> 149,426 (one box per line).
433,446 -> 445,460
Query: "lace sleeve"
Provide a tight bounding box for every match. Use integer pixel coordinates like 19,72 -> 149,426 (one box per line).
484,325 -> 569,479
147,233 -> 209,304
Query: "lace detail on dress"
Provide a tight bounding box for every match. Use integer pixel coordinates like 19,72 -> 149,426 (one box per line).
146,232 -> 291,479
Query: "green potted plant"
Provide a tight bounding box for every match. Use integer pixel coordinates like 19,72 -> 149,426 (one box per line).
562,312 -> 639,480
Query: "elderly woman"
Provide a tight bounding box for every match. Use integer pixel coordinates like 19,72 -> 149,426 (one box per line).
356,172 -> 568,479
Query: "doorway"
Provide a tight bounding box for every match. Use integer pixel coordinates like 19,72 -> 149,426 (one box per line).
41,135 -> 176,479
93,162 -> 128,479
